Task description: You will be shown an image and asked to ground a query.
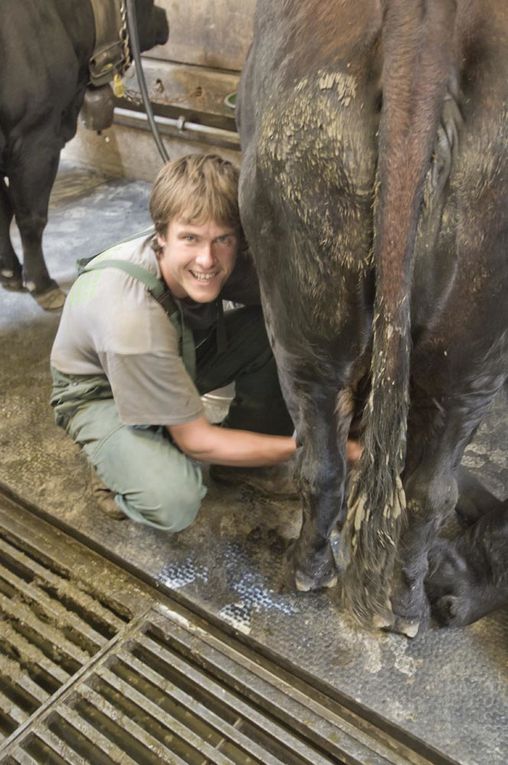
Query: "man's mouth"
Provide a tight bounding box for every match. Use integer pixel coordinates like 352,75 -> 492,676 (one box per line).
189,270 -> 219,282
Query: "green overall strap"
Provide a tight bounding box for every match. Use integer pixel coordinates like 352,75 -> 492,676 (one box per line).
76,227 -> 156,274
81,258 -> 196,380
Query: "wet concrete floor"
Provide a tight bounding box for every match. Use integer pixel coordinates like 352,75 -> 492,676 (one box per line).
0,161 -> 507,765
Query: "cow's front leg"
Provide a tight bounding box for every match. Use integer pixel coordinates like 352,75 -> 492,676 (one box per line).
8,137 -> 66,310
426,501 -> 508,626
0,178 -> 23,290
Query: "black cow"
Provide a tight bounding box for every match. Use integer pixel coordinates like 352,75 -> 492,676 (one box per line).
0,0 -> 168,310
238,0 -> 508,635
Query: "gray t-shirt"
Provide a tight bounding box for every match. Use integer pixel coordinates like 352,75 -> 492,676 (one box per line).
51,235 -> 206,426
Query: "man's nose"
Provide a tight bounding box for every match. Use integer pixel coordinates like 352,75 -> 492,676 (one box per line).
195,243 -> 215,267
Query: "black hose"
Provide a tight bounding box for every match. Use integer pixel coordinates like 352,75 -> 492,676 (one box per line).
125,0 -> 170,163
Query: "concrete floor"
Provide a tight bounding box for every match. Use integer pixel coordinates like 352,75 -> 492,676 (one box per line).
1,160 -> 507,765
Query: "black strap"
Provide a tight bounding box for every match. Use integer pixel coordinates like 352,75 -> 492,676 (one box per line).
216,297 -> 227,355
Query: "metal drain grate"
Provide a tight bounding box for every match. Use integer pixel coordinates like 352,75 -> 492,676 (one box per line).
0,492 -> 450,765
0,530 -> 132,738
3,604 -> 421,765
0,492 -> 154,758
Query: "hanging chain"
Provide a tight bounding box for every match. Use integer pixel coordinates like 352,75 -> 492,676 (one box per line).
112,0 -> 132,98
119,0 -> 132,70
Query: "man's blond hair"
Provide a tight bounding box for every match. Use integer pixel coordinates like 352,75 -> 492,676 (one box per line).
149,154 -> 241,246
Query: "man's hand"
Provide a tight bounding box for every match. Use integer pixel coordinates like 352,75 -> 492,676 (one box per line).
346,439 -> 363,464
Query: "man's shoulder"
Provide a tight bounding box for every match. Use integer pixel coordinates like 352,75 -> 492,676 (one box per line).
94,233 -> 158,274
72,235 -> 158,302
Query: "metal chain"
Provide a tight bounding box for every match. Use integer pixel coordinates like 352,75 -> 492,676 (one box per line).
119,0 -> 132,69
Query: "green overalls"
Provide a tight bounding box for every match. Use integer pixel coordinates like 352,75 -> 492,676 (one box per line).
50,254 -> 207,530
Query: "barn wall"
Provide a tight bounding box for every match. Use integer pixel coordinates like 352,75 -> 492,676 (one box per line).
63,0 -> 255,181
146,0 -> 254,70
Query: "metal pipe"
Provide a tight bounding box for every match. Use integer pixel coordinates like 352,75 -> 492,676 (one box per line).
125,0 -> 170,162
114,107 -> 240,148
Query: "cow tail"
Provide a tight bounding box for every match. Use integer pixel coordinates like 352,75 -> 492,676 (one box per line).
341,0 -> 458,624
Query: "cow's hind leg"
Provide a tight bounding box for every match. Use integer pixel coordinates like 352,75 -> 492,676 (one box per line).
390,460 -> 459,636
390,382 -> 504,636
292,389 -> 345,592
455,466 -> 506,526
0,178 -> 23,290
276,352 -> 351,591
8,136 -> 66,310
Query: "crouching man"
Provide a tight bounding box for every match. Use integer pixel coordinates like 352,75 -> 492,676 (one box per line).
50,153 -> 297,531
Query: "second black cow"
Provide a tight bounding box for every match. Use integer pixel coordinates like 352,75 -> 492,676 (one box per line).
0,0 -> 168,310
238,0 -> 508,635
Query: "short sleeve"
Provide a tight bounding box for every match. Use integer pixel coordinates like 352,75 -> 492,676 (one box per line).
99,350 -> 204,425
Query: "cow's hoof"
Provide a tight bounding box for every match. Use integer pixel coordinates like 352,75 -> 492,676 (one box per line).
289,538 -> 338,592
1,270 -> 24,291
431,594 -> 472,627
294,569 -> 338,592
389,616 -> 421,638
372,612 -> 395,630
32,285 -> 66,311
433,595 -> 459,624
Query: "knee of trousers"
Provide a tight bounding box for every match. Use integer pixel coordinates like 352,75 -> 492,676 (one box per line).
122,479 -> 205,533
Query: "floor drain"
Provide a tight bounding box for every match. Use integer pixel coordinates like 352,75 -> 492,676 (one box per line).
0,491 -> 452,765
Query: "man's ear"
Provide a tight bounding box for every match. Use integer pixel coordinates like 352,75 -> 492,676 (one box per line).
156,233 -> 166,250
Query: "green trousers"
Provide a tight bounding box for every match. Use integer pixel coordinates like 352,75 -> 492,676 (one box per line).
51,306 -> 293,531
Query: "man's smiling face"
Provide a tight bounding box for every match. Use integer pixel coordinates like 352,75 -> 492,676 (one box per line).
157,218 -> 239,303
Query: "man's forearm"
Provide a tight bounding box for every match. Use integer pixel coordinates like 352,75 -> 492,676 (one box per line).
168,417 -> 296,466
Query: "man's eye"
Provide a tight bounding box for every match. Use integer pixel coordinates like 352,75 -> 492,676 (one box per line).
217,236 -> 231,245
